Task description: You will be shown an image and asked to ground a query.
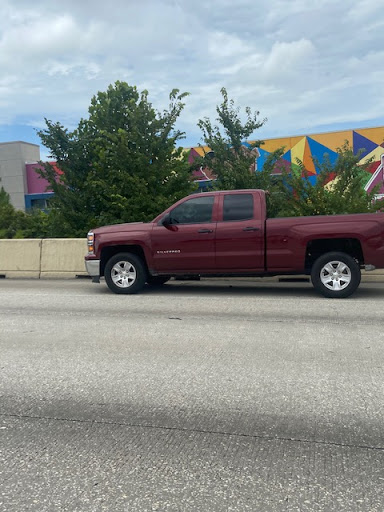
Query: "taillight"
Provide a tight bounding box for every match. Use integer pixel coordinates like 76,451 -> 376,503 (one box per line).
87,232 -> 94,254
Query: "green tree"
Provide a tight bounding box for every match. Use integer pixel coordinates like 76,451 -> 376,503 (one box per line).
0,186 -> 10,207
0,187 -> 50,239
37,81 -> 196,237
277,143 -> 384,217
0,186 -> 21,238
197,87 -> 267,190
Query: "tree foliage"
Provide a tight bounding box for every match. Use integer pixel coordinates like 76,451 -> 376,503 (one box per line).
0,186 -> 55,239
0,186 -> 26,238
0,186 -> 11,208
0,187 -> 15,238
275,143 -> 384,217
37,81 -> 196,237
197,87 -> 267,190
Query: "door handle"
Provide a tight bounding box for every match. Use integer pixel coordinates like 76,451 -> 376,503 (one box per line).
243,227 -> 260,232
198,229 -> 213,233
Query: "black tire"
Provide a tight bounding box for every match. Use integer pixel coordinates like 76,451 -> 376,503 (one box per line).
146,276 -> 171,286
311,251 -> 361,298
104,252 -> 147,294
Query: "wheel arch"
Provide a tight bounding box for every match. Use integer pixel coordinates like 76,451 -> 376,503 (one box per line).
305,238 -> 364,271
100,245 -> 148,276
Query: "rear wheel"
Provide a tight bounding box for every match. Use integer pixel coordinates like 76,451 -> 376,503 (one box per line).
311,251 -> 361,298
104,252 -> 147,294
146,276 -> 171,286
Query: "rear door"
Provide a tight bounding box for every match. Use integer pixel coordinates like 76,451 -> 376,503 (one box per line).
151,194 -> 217,271
215,192 -> 265,270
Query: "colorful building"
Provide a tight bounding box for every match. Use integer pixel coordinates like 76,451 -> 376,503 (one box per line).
0,141 -> 54,211
185,126 -> 384,196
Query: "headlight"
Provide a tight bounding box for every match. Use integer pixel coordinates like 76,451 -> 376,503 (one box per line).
87,232 -> 94,254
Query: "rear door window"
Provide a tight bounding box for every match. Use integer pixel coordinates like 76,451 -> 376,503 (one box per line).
223,194 -> 254,221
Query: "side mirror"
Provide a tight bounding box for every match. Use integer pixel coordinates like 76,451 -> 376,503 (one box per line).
161,213 -> 178,231
161,213 -> 171,227
161,212 -> 172,228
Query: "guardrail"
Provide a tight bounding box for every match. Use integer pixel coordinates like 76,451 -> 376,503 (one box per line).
1,239 -> 384,282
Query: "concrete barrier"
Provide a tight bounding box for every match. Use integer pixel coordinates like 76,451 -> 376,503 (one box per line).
40,239 -> 87,279
361,269 -> 384,282
0,238 -> 87,278
0,239 -> 42,278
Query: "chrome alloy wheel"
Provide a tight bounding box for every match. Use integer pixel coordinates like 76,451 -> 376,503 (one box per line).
111,261 -> 137,288
320,260 -> 352,291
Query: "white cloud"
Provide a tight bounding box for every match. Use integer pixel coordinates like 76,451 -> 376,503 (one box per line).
0,14 -> 81,66
0,0 -> 383,147
347,0 -> 384,21
208,32 -> 252,58
262,39 -> 316,79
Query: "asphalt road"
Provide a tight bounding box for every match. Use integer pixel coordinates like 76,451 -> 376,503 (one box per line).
1,278 -> 384,511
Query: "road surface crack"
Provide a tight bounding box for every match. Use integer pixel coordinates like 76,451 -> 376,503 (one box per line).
1,411 -> 383,453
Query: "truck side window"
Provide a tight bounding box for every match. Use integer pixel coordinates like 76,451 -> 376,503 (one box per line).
170,196 -> 214,224
223,194 -> 254,221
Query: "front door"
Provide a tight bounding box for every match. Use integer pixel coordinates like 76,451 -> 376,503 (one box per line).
151,195 -> 217,272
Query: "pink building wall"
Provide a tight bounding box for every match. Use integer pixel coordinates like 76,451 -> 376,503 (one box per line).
26,162 -> 55,194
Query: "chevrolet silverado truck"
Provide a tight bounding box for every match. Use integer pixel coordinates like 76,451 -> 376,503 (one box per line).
85,189 -> 384,298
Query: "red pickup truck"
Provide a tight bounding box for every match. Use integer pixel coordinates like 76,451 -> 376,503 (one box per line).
85,189 -> 384,298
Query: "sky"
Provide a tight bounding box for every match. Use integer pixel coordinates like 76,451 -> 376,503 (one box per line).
1,0 -> 384,159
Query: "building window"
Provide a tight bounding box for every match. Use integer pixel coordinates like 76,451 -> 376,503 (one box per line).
30,198 -> 47,209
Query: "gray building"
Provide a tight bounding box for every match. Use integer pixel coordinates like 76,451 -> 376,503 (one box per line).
0,141 -> 41,211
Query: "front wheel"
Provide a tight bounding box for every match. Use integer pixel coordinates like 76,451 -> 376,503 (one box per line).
104,252 -> 147,294
311,252 -> 361,298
